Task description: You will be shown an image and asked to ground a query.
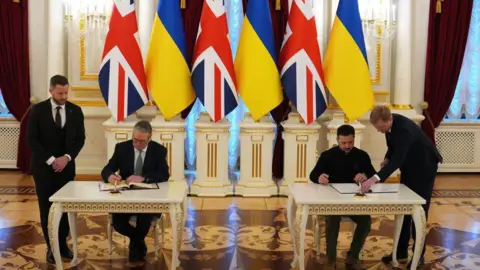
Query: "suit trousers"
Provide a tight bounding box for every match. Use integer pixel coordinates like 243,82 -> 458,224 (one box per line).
325,215 -> 371,262
396,163 -> 437,258
33,170 -> 71,250
112,213 -> 159,242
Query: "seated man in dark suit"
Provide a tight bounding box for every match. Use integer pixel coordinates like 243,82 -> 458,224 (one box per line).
101,120 -> 169,262
309,125 -> 376,270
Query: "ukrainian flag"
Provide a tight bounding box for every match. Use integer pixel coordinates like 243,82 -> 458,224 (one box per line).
324,0 -> 375,121
146,0 -> 195,120
234,0 -> 283,120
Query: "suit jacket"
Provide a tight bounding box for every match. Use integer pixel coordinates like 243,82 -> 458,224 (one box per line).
377,113 -> 442,182
27,99 -> 85,179
101,140 -> 170,184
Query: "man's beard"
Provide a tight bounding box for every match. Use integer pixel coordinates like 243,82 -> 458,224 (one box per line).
342,148 -> 352,154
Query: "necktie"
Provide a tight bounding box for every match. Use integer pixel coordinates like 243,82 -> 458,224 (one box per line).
55,106 -> 62,128
135,149 -> 143,175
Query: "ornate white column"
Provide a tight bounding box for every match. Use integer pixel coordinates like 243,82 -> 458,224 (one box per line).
392,0 -> 412,110
236,114 -> 276,197
190,113 -> 231,196
47,0 -> 66,88
138,0 -> 155,62
151,112 -> 187,183
325,113 -> 366,149
103,114 -> 138,159
280,113 -> 321,195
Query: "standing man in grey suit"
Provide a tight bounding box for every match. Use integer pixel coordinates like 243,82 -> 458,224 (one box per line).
27,75 -> 85,264
361,106 -> 442,268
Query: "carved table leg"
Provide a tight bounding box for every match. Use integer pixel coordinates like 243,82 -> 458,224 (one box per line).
286,194 -> 298,268
169,203 -> 184,269
315,216 -> 321,259
411,205 -> 426,270
392,214 -> 404,267
68,212 -> 78,265
48,202 -> 63,270
294,204 -> 309,270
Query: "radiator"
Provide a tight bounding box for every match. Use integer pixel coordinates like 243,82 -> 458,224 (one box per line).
0,116 -> 20,169
436,121 -> 480,172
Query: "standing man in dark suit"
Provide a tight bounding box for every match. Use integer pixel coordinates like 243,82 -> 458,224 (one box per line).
361,106 -> 442,267
310,125 -> 376,270
101,120 -> 170,262
27,75 -> 85,264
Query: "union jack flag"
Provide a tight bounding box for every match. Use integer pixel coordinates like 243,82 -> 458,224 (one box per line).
279,0 -> 327,124
191,0 -> 238,122
99,0 -> 149,122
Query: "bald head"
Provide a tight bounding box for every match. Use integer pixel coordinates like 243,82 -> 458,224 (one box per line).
370,106 -> 393,133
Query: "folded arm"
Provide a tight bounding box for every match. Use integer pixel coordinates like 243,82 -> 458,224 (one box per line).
144,147 -> 170,183
309,152 -> 328,184
66,108 -> 86,160
101,143 -> 120,183
376,129 -> 414,182
27,105 -> 53,164
362,153 -> 377,178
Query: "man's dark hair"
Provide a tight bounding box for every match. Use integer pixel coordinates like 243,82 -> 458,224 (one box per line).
49,75 -> 69,88
133,120 -> 152,136
337,124 -> 355,137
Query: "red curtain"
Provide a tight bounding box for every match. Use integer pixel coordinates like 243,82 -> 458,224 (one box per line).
267,0 -> 291,180
241,0 -> 291,179
0,0 -> 31,172
422,0 -> 473,142
180,0 -> 204,118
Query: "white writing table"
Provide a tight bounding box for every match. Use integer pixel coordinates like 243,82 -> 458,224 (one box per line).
48,181 -> 187,270
286,183 -> 426,270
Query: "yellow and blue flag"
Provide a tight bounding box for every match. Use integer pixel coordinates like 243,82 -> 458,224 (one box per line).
324,0 -> 375,121
146,0 -> 196,120
234,0 -> 283,120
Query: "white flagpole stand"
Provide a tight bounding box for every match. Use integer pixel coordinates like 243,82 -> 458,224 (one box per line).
280,113 -> 321,195
191,112 -> 232,196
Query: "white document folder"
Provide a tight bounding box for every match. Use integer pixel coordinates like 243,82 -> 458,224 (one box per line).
330,183 -> 400,194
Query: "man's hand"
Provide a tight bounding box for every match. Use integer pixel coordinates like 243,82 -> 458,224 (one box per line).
361,177 -> 377,192
354,173 -> 367,183
381,158 -> 389,168
52,156 -> 69,172
126,175 -> 145,184
108,174 -> 122,184
318,174 -> 329,185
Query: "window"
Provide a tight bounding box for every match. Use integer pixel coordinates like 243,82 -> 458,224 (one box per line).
0,90 -> 11,116
446,0 -> 480,121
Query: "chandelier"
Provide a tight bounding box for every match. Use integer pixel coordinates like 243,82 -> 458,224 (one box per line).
64,0 -> 113,41
359,0 -> 396,41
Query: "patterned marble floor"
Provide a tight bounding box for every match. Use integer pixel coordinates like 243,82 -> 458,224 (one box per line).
0,172 -> 480,269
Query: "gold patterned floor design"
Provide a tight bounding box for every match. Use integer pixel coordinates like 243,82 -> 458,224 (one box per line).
1,172 -> 480,269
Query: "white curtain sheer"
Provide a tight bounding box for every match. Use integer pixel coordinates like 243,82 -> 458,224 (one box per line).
447,0 -> 480,120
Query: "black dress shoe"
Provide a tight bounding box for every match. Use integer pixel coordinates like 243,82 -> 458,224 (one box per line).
381,253 -> 409,264
60,246 -> 74,260
407,257 -> 425,269
46,249 -> 55,264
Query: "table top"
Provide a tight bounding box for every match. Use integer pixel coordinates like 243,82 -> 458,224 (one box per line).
49,181 -> 187,203
289,183 -> 426,205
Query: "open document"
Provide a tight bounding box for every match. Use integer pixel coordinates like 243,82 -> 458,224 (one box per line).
330,183 -> 399,194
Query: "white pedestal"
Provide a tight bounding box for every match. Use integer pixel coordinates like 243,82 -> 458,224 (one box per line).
103,114 -> 138,159
236,114 -> 276,197
151,113 -> 187,182
325,113 -> 366,149
280,113 -> 321,195
190,113 -> 231,197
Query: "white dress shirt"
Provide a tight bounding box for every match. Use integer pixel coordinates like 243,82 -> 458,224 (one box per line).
46,99 -> 71,166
